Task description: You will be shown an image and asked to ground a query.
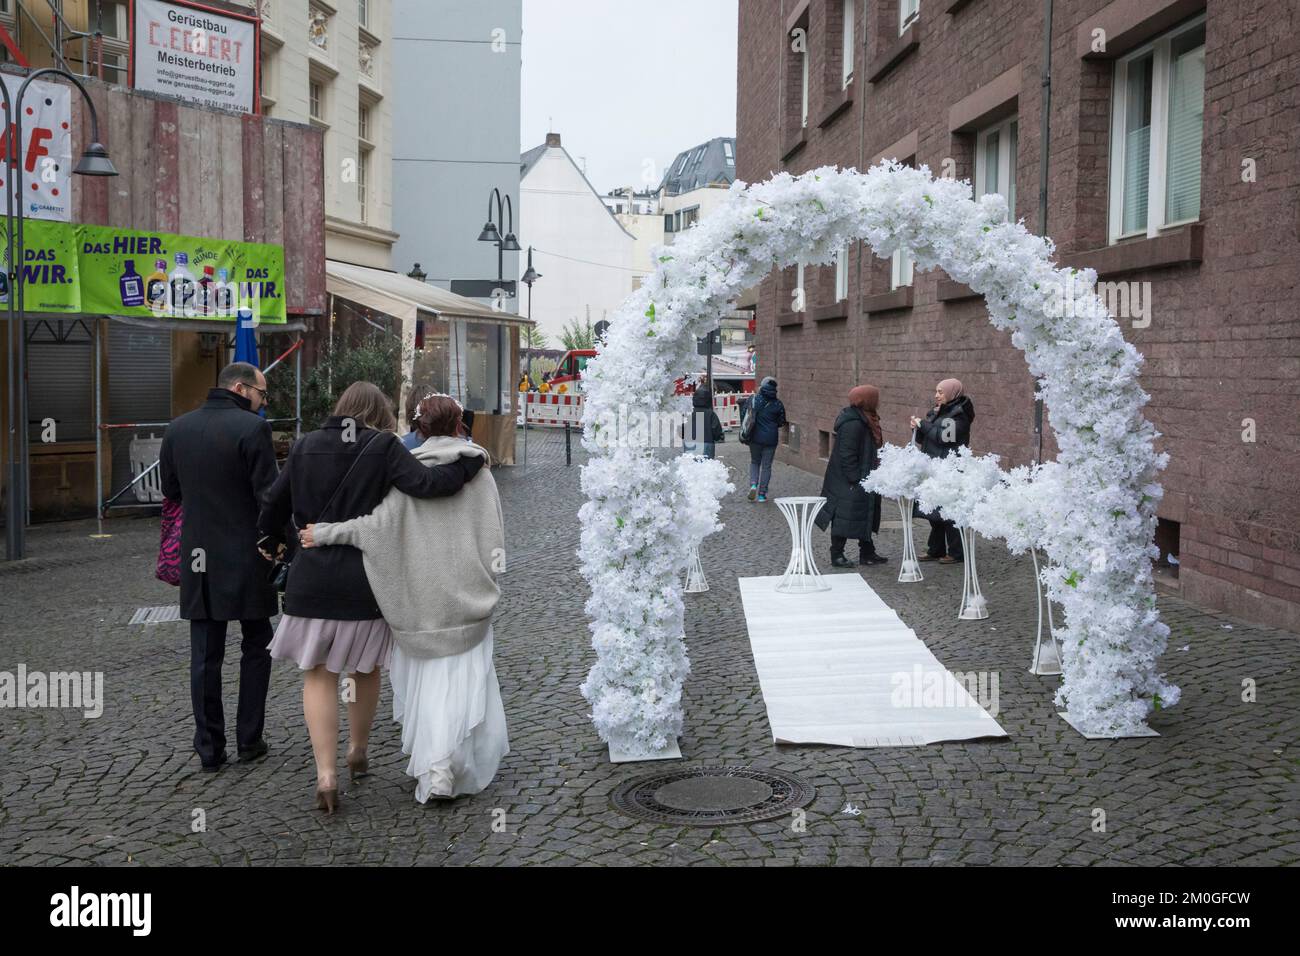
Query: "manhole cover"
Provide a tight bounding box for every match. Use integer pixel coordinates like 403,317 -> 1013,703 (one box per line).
612,767 -> 814,826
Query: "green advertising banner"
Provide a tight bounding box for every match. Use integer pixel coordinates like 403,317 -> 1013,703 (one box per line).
0,220 -> 286,324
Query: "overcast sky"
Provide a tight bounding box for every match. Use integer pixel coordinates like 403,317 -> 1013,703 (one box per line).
520,0 -> 738,194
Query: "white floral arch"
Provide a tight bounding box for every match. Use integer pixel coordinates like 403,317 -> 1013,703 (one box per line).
578,162 -> 1178,756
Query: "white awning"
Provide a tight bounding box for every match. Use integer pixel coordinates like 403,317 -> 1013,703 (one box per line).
325,259 -> 532,327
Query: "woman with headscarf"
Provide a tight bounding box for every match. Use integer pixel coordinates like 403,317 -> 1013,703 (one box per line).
815,385 -> 888,567
910,377 -> 975,563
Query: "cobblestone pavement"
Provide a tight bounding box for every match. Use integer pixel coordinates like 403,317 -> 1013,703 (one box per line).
1,433 -> 1296,866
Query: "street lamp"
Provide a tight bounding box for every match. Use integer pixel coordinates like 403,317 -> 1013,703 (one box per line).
5,68 -> 119,561
407,262 -> 427,282
477,187 -> 520,287
521,246 -> 541,380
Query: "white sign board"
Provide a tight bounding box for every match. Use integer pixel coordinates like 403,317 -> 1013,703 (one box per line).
132,0 -> 259,114
0,75 -> 72,221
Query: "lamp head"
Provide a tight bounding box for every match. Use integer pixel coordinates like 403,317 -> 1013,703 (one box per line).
501,232 -> 522,252
477,221 -> 501,243
74,142 -> 118,177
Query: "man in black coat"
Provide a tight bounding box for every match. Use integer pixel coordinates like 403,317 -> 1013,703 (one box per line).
816,385 -> 887,567
911,378 -> 976,563
160,362 -> 279,772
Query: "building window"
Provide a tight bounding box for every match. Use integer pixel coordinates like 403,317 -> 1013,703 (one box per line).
841,0 -> 855,88
358,148 -> 370,222
358,101 -> 371,141
358,0 -> 369,28
899,0 -> 919,34
309,80 -> 323,120
723,140 -> 734,166
891,247 -> 913,290
795,262 -> 806,310
835,247 -> 849,301
681,206 -> 700,229
975,116 -> 1018,219
1108,15 -> 1205,243
800,40 -> 810,127
664,213 -> 675,233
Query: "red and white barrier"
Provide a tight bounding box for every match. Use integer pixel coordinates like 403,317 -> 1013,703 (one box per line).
522,391 -> 584,427
713,393 -> 742,429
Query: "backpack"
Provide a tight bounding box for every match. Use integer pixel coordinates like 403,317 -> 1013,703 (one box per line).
739,396 -> 759,444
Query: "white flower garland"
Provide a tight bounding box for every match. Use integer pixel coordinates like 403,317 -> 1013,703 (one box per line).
579,162 -> 1176,751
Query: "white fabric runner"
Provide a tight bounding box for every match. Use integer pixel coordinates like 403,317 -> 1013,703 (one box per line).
739,575 -> 1008,746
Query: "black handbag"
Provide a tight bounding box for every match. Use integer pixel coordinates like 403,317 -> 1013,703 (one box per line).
267,432 -> 378,592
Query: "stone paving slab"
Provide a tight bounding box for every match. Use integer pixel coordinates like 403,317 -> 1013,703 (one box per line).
0,437 -> 1296,866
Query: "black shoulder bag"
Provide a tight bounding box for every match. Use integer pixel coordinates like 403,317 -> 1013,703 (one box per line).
268,432 -> 378,591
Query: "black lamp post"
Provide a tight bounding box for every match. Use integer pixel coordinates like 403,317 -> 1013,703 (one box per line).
407,262 -> 427,283
477,187 -> 520,288
520,246 -> 541,380
5,68 -> 118,561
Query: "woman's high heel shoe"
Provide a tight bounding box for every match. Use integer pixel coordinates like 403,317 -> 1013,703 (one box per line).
347,750 -> 369,782
315,784 -> 339,815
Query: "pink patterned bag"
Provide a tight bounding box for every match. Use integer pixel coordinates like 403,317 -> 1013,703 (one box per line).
156,498 -> 182,586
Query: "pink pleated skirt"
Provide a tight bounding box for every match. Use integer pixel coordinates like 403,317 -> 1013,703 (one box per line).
269,615 -> 393,674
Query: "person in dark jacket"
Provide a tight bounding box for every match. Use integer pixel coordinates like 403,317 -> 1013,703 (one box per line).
911,377 -> 975,563
257,381 -> 483,813
159,362 -> 279,772
746,376 -> 787,502
816,385 -> 888,567
682,385 -> 725,459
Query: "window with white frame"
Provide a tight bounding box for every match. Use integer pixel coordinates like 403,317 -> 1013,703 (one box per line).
841,0 -> 855,88
975,116 -> 1018,219
800,40 -> 810,127
358,0 -> 369,28
681,206 -> 700,229
358,148 -> 370,222
835,247 -> 849,301
891,247 -> 913,290
899,0 -> 919,35
795,262 -> 806,310
1108,15 -> 1205,243
723,140 -> 734,166
309,80 -> 323,121
358,101 -> 371,141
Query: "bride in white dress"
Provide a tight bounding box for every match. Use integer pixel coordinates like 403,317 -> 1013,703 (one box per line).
302,394 -> 508,801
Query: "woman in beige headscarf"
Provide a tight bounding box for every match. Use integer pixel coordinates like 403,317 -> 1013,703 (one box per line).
911,377 -> 975,563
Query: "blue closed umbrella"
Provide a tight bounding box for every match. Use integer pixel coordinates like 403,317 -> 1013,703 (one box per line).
234,308 -> 266,417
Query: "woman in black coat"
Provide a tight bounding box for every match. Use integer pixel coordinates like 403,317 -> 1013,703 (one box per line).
257,381 -> 483,812
911,377 -> 975,563
816,385 -> 887,567
682,385 -> 725,459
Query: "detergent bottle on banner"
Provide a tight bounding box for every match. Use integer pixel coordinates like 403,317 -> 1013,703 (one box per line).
119,260 -> 145,308
214,268 -> 235,316
146,259 -> 169,312
197,266 -> 216,315
169,252 -> 197,316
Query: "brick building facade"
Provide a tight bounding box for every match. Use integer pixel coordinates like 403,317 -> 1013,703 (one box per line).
737,0 -> 1299,629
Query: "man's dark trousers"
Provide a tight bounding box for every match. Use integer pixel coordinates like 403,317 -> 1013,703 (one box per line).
190,618 -> 274,765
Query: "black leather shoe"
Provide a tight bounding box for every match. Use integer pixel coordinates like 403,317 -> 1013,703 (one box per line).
201,753 -> 228,773
237,740 -> 269,764
830,555 -> 856,569
860,553 -> 889,565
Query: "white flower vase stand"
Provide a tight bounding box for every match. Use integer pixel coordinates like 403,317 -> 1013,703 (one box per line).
956,526 -> 989,620
896,496 -> 923,583
684,544 -> 709,593
774,496 -> 831,594
1029,547 -> 1063,675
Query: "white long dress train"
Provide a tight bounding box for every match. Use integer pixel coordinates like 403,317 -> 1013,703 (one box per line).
389,627 -> 509,802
